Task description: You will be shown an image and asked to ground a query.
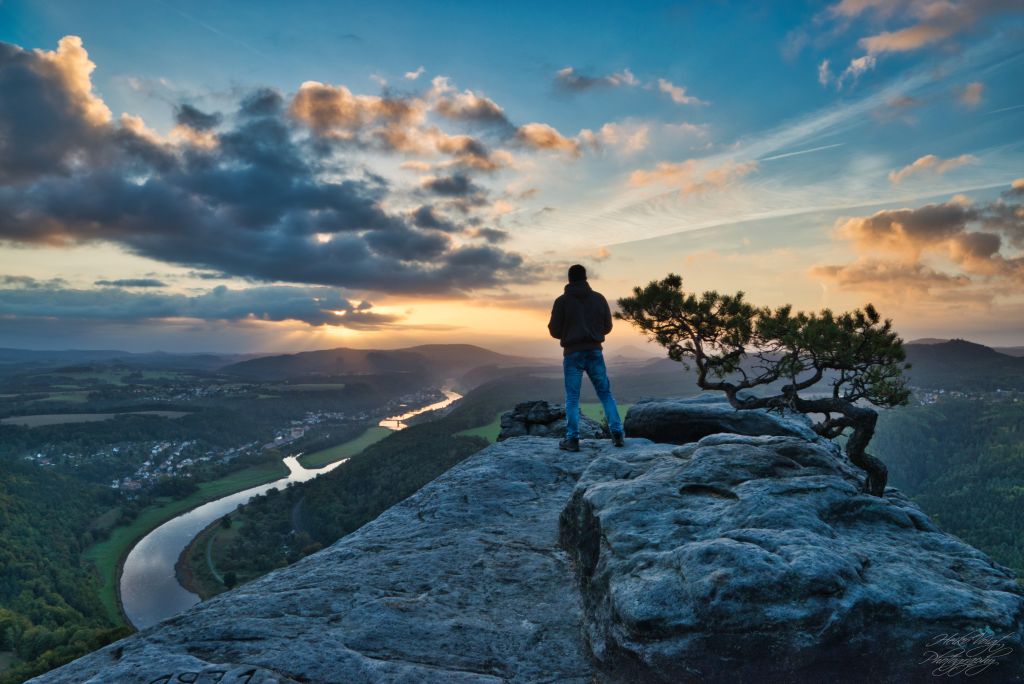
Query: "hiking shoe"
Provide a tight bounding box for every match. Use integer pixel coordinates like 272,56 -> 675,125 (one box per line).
559,437 -> 580,452
611,432 -> 625,447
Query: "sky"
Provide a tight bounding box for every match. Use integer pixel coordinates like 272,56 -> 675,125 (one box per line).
0,0 -> 1022,355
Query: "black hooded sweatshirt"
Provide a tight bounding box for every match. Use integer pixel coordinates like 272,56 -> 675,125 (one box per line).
547,280 -> 613,355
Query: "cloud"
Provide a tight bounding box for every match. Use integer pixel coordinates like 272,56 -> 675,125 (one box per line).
554,66 -> 638,91
0,36 -> 112,183
174,104 -> 222,131
815,186 -> 1024,296
515,122 -> 581,156
959,81 -> 984,108
404,65 -> 426,80
289,80 -> 424,139
429,78 -> 510,128
0,282 -> 401,329
810,258 -> 971,291
422,173 -> 482,197
628,159 -> 758,194
95,278 -> 168,288
0,37 -> 535,296
410,205 -> 459,232
578,122 -> 650,154
471,227 -> 510,243
815,1 -> 1023,88
656,78 -> 706,105
887,153 -> 978,183
818,59 -> 833,86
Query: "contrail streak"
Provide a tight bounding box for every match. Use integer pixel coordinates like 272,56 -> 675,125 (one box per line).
758,143 -> 846,162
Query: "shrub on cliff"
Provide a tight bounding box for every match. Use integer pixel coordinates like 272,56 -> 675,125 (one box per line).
617,273 -> 910,495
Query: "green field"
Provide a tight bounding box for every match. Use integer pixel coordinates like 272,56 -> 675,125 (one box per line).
455,412 -> 503,441
581,402 -> 632,425
298,426 -> 391,468
454,403 -> 633,443
279,383 -> 347,391
1,410 -> 189,427
83,457 -> 290,625
35,391 -> 91,403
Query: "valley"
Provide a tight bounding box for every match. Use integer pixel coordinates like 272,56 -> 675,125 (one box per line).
2,338 -> 1024,682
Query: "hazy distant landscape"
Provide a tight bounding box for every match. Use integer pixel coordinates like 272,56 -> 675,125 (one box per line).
0,338 -> 1022,681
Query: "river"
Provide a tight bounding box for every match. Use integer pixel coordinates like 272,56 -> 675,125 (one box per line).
119,388 -> 461,629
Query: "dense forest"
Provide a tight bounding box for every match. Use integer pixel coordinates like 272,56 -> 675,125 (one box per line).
874,399 -> 1024,575
0,458 -> 129,683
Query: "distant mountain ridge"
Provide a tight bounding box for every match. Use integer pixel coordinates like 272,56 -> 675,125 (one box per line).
221,343 -> 542,382
899,339 -> 1024,391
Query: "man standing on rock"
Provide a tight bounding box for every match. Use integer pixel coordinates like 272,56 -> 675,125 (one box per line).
547,264 -> 625,451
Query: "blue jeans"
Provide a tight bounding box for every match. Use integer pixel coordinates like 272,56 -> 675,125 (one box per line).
563,349 -> 623,439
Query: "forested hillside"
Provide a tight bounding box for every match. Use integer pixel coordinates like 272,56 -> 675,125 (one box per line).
875,399 -> 1024,574
0,458 -> 129,683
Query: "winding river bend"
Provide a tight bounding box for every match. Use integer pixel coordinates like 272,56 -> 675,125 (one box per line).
120,389 -> 461,629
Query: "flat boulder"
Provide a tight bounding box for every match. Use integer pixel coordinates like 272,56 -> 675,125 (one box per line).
624,394 -> 817,444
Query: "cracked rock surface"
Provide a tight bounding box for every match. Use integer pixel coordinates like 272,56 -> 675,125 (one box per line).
33,437 -> 632,684
560,431 -> 1024,683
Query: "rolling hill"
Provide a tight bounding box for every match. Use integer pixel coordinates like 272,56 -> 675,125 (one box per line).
220,343 -> 541,384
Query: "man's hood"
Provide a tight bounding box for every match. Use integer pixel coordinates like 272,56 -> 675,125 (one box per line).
564,281 -> 592,299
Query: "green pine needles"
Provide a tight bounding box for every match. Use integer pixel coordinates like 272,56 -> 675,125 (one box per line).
617,273 -> 911,496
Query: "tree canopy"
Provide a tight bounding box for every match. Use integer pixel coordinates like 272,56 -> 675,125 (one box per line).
617,273 -> 910,495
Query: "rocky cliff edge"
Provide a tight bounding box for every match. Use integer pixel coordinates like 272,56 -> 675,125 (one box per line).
33,399 -> 1024,683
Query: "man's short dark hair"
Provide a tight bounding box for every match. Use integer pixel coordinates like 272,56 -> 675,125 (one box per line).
568,264 -> 587,282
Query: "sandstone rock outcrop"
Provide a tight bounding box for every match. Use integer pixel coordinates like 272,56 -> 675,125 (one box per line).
497,399 -> 605,441
560,432 -> 1024,682
35,414 -> 1024,683
624,394 -> 817,444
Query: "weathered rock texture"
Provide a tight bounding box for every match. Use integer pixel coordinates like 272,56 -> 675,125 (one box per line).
497,399 -> 605,441
560,432 -> 1024,683
624,394 -> 816,444
35,421 -> 1024,683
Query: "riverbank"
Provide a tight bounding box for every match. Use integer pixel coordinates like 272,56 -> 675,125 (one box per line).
83,456 -> 290,627
174,515 -> 228,600
297,426 -> 391,468
100,390 -> 463,629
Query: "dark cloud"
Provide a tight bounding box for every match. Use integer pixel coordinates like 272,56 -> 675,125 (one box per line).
95,278 -> 168,288
553,66 -> 637,92
472,227 -> 510,243
422,173 -> 479,197
364,227 -> 451,260
1,275 -> 68,288
174,104 -> 222,131
239,88 -> 285,117
411,205 -> 460,232
0,37 -> 532,295
0,282 -> 399,329
0,37 -> 109,184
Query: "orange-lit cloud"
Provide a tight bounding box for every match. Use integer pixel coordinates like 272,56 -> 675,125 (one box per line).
628,159 -> 758,193
887,153 -> 978,183
959,81 -> 984,108
289,81 -> 425,138
35,35 -> 112,126
814,185 -> 1024,303
515,123 -> 580,156
656,78 -> 706,105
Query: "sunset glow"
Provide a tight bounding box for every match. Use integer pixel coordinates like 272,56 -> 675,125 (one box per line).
1,1 -> 1022,352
